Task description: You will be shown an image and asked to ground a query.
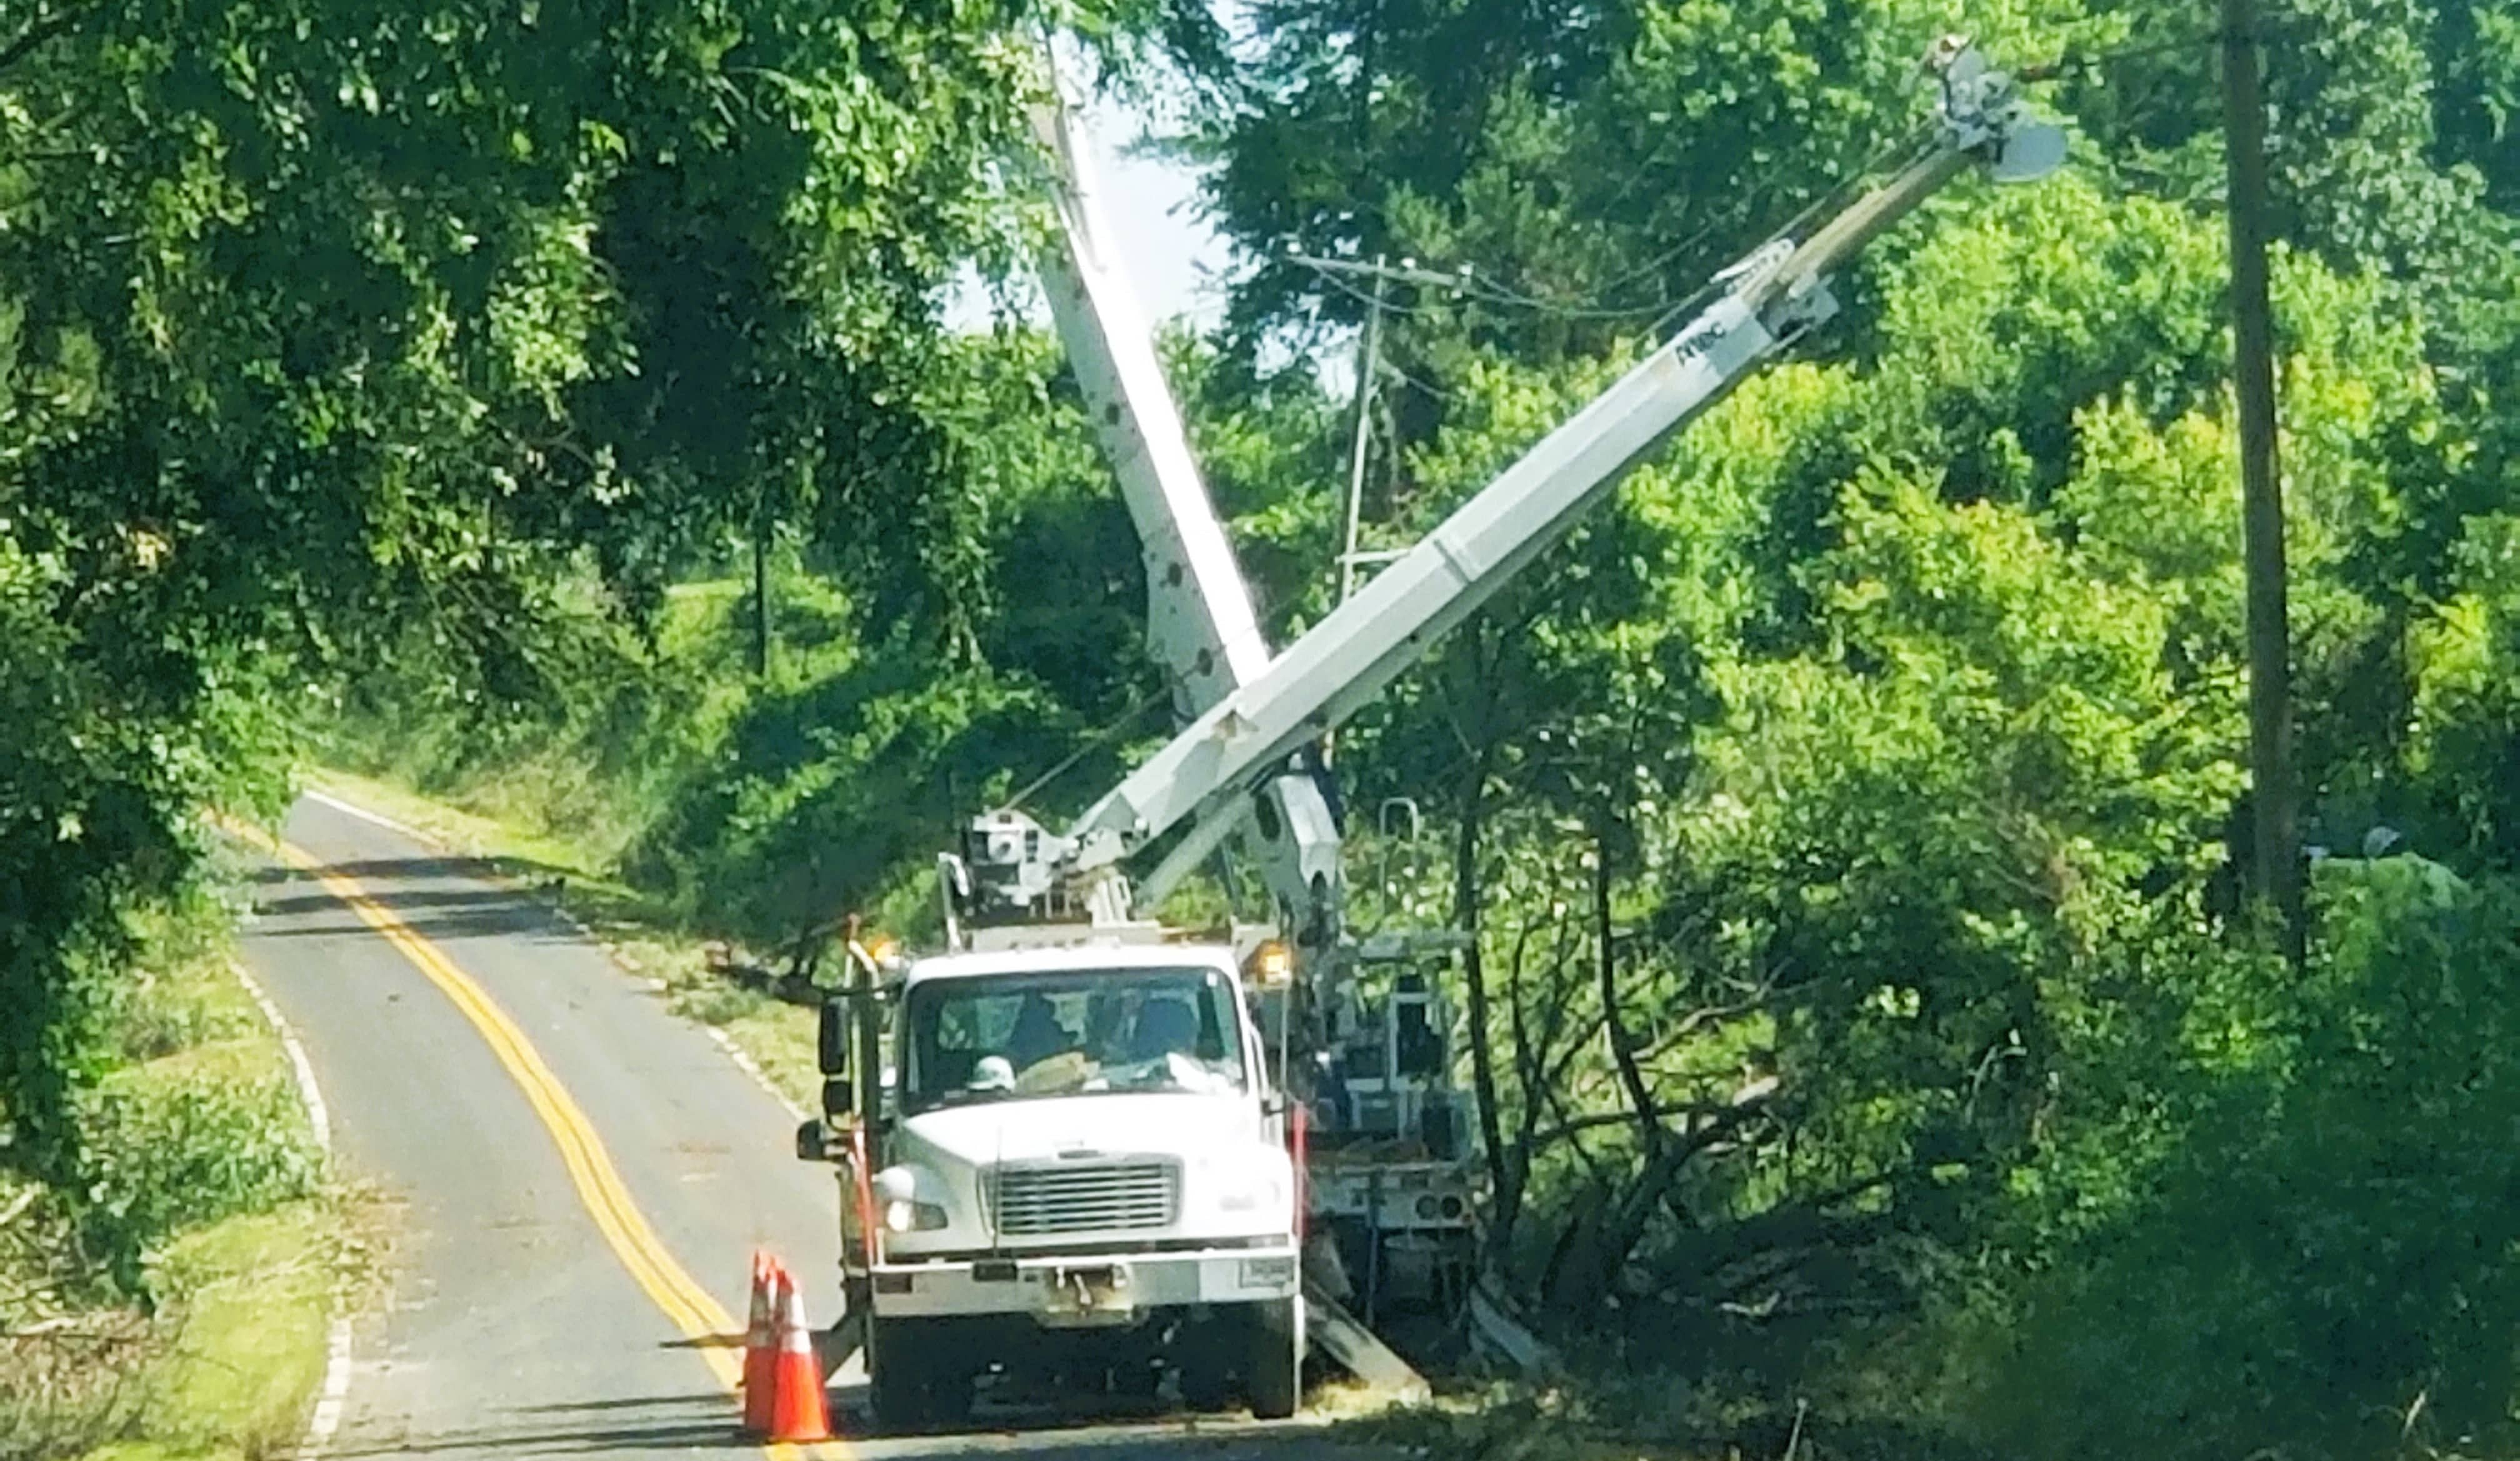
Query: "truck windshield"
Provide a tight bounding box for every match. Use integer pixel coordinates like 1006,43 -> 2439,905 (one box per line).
901,966 -> 1247,1114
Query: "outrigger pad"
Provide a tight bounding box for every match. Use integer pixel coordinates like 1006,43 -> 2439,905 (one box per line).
1301,1281 -> 1431,1403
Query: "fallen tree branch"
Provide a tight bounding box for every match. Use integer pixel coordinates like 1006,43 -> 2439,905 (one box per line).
3,1317 -> 149,1344
1637,985 -> 1778,1065
0,1187 -> 41,1233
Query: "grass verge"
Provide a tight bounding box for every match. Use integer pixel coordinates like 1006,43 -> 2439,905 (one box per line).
1329,1395 -> 1706,1460
80,1191 -> 381,1461
0,898 -> 380,1461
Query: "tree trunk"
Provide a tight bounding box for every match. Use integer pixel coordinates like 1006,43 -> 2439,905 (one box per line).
750,511 -> 771,679
1458,735 -> 1514,1261
1594,818 -> 1661,1155
1541,1103 -> 1755,1315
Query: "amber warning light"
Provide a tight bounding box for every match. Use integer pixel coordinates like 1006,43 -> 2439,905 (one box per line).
1249,940 -> 1293,987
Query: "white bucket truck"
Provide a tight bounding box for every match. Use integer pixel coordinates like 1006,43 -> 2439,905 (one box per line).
796,32 -> 2062,1433
798,935 -> 1305,1427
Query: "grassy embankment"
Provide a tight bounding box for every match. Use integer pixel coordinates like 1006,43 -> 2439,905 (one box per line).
6,887 -> 379,1461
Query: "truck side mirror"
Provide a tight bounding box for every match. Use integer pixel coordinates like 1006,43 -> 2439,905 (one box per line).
818,1000 -> 849,1078
794,1119 -> 827,1162
822,1077 -> 854,1120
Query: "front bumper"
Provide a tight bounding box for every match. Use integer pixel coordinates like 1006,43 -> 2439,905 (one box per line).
869,1244 -> 1300,1323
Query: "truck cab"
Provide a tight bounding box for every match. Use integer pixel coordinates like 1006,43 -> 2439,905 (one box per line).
801,942 -> 1305,1429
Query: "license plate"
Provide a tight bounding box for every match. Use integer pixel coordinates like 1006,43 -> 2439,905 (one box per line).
1239,1255 -> 1296,1289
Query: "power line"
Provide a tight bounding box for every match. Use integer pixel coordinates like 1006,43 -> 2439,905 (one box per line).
2022,29 -> 2235,82
1379,358 -> 1458,400
1298,257 -> 1444,318
1281,36 -> 2229,350
1283,106 -> 1946,336
1000,682 -> 1173,814
1289,247 -> 1678,321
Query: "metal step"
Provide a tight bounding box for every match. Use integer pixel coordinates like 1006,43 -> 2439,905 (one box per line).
1464,1273 -> 1562,1380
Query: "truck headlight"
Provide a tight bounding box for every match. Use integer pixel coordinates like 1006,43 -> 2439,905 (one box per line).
884,1199 -> 949,1232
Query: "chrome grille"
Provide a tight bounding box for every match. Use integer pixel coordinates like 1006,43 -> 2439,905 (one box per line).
990,1159 -> 1178,1236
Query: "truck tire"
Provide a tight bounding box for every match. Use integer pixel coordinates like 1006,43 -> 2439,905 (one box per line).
1178,1331 -> 1233,1414
1247,1296 -> 1303,1420
866,1316 -> 969,1432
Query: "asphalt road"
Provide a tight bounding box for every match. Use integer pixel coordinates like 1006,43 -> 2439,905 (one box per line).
241,794 -> 1397,1461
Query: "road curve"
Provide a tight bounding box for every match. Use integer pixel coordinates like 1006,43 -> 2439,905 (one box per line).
240,795 -> 1396,1461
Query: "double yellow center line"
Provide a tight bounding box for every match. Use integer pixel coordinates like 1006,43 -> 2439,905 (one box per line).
271,839 -> 848,1460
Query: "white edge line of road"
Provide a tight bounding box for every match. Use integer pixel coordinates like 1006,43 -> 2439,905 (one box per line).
229,959 -> 354,1459
303,786 -> 425,840
302,783 -> 811,1122
708,1026 -> 809,1122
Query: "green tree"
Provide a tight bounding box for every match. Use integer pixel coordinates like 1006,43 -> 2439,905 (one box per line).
0,0 -> 1197,1271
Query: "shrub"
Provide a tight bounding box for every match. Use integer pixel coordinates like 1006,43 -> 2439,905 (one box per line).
0,1175 -> 153,1461
76,1074 -> 321,1291
1962,858 -> 2520,1460
624,660 -> 1104,943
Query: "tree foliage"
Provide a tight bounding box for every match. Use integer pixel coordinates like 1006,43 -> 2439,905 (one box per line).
16,0 -> 2520,1445
0,0 -> 1186,1272
1169,0 -> 2520,1450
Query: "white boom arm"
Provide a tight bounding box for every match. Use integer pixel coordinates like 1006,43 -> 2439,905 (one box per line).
1048,40 -> 2062,885
1025,79 -> 1268,711
1016,59 -> 1346,949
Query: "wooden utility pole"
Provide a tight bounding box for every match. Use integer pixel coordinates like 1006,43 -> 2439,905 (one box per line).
1338,256 -> 1388,606
1323,257 -> 1386,770
2221,0 -> 2300,953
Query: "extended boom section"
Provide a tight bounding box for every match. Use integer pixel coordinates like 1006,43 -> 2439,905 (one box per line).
1024,86 -> 1269,712
1067,289 -> 1779,872
1056,39 -> 2062,887
1022,66 -> 1346,954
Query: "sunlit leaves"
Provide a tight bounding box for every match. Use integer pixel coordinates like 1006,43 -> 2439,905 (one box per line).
0,0 -> 1181,1251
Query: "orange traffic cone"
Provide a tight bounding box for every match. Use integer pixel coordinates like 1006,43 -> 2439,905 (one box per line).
741,1250 -> 777,1434
768,1263 -> 832,1442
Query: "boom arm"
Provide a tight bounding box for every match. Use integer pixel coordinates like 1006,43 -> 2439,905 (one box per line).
1026,78 -> 1269,713
1051,39 -> 2062,887
1001,58 -> 1347,950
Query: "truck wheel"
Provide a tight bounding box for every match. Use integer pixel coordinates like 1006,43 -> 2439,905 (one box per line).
1178,1334 -> 1233,1413
867,1317 -> 966,1432
865,1315 -> 919,1430
1247,1297 -> 1303,1420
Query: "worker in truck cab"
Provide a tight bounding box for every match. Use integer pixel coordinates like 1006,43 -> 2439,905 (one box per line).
1084,992 -> 1127,1060
1128,995 -> 1199,1062
1006,992 -> 1076,1071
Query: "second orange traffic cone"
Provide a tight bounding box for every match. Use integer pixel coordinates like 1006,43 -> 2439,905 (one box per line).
768,1264 -> 831,1442
741,1250 -> 777,1434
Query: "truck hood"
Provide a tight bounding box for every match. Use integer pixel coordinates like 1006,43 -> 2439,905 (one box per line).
904,1090 -> 1262,1169
881,1090 -> 1292,1254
